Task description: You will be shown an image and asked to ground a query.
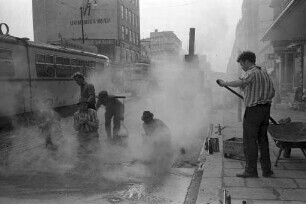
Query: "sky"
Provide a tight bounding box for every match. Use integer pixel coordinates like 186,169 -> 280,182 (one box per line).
0,0 -> 243,72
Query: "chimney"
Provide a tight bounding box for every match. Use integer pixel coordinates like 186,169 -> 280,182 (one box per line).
155,29 -> 158,32
189,28 -> 195,56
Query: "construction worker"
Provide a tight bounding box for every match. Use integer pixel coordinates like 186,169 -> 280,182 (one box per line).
38,98 -> 61,151
96,91 -> 124,140
72,72 -> 96,110
74,98 -> 99,155
141,111 -> 171,140
141,111 -> 173,184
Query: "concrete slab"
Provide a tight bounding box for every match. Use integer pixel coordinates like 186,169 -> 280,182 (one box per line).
246,178 -> 298,188
273,170 -> 306,179
224,161 -> 244,169
196,178 -> 222,204
223,177 -> 245,187
282,163 -> 306,170
231,199 -> 305,204
277,189 -> 306,202
226,187 -> 277,200
202,153 -> 222,178
295,179 -> 306,188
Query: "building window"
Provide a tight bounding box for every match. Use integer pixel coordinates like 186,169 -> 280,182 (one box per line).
121,5 -> 124,19
136,33 -> 139,45
132,13 -> 134,26
135,15 -> 138,28
129,30 -> 132,42
121,26 -> 125,40
125,8 -> 128,21
125,27 -> 129,41
129,10 -> 132,24
136,0 -> 138,7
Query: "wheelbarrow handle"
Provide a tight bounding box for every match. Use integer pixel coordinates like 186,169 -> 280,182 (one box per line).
216,80 -> 278,125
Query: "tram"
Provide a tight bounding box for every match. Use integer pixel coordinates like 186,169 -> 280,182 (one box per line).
0,27 -> 109,118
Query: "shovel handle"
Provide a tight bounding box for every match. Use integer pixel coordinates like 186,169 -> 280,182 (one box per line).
216,80 -> 278,125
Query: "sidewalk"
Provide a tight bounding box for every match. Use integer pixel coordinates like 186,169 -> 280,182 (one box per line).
196,106 -> 306,204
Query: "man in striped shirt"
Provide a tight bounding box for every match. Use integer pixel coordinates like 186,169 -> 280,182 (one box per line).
74,98 -> 99,155
218,51 -> 275,178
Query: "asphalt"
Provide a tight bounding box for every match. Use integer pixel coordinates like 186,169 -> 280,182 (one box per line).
196,103 -> 306,204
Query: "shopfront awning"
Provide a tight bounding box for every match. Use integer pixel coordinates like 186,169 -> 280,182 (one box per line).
262,0 -> 306,41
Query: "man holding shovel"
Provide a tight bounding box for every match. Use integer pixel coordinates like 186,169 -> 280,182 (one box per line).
217,51 -> 275,178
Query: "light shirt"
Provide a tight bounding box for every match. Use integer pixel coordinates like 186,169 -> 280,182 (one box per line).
240,66 -> 275,107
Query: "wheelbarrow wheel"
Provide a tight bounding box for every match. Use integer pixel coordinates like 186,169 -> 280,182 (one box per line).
224,153 -> 231,158
283,148 -> 291,158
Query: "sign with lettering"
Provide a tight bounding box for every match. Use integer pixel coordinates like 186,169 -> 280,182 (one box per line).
68,0 -> 117,40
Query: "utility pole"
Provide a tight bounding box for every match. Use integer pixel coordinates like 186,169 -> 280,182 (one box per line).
80,7 -> 85,44
237,50 -> 242,122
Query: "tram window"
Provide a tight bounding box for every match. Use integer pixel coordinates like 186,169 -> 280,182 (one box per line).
36,54 -> 45,63
78,60 -> 84,66
45,55 -> 54,64
88,61 -> 96,67
96,61 -> 104,69
0,48 -> 14,76
56,66 -> 71,78
56,56 -> 63,64
72,66 -> 81,75
71,58 -> 78,66
0,60 -> 15,76
0,48 -> 12,60
63,58 -> 70,65
36,64 -> 55,78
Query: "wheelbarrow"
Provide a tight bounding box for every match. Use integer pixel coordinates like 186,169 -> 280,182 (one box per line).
268,122 -> 306,166
215,80 -> 306,166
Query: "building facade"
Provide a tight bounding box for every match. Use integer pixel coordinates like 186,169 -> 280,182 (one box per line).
262,0 -> 306,96
32,0 -> 140,64
147,29 -> 182,62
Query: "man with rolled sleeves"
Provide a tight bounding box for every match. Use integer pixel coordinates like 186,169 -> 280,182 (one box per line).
218,51 -> 275,178
72,72 -> 96,110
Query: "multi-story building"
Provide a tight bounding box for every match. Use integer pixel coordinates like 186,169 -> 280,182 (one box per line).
262,0 -> 306,96
32,0 -> 140,64
148,29 -> 182,62
226,0 -> 275,77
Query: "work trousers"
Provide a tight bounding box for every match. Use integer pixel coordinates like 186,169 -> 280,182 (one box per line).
243,104 -> 272,174
105,111 -> 122,139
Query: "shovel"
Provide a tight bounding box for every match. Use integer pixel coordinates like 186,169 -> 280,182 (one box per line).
216,79 -> 277,125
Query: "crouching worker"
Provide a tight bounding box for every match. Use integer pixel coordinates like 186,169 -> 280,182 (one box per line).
96,91 -> 124,141
141,111 -> 173,185
74,98 -> 99,156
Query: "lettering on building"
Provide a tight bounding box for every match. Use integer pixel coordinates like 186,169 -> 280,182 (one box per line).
70,18 -> 111,26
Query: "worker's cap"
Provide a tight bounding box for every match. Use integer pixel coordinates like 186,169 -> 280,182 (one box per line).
141,111 -> 154,121
72,72 -> 84,79
97,91 -> 108,99
77,98 -> 89,105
